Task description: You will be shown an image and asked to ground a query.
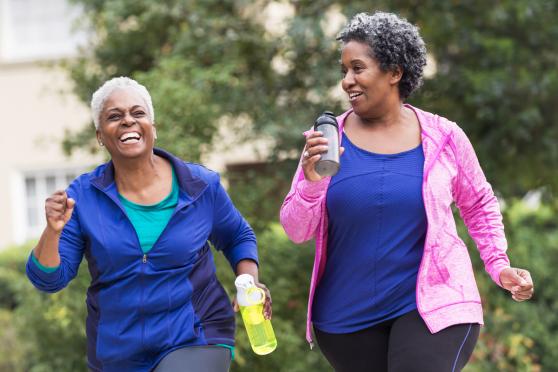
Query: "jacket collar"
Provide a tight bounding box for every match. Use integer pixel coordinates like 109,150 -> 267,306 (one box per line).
91,148 -> 208,204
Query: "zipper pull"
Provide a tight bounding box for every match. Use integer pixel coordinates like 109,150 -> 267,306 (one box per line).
142,254 -> 147,263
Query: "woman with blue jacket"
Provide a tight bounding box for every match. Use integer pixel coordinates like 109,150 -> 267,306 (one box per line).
26,77 -> 270,371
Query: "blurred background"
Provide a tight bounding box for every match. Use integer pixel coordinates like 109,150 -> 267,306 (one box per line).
0,0 -> 557,371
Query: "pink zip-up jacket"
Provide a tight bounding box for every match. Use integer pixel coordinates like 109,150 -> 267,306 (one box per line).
279,104 -> 511,347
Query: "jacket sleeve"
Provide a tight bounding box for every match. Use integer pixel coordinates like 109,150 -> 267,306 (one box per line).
450,126 -> 510,287
26,184 -> 85,293
279,138 -> 329,244
209,174 -> 258,270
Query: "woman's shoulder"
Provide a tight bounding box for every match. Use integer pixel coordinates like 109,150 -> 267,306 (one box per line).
155,148 -> 221,185
171,157 -> 221,186
408,104 -> 465,138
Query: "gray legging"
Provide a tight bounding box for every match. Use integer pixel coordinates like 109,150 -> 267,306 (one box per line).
154,346 -> 231,372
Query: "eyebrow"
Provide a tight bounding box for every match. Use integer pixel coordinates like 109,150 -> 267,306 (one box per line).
339,58 -> 365,66
105,105 -> 145,113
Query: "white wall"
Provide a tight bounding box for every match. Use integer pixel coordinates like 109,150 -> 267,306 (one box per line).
0,63 -> 101,248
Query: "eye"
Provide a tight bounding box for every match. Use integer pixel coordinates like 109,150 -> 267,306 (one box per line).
133,110 -> 146,117
340,67 -> 348,77
108,114 -> 120,121
353,65 -> 364,73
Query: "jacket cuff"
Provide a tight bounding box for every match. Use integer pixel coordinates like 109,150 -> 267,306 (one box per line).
490,262 -> 512,288
297,178 -> 329,199
31,253 -> 59,273
227,243 -> 259,270
26,253 -> 62,284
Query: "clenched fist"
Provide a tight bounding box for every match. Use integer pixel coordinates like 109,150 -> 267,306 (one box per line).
45,191 -> 75,233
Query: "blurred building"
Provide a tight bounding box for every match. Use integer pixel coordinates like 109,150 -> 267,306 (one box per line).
0,0 -> 98,248
0,0 -> 267,250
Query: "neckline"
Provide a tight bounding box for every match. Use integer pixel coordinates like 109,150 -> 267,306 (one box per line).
342,133 -> 423,158
119,167 -> 178,209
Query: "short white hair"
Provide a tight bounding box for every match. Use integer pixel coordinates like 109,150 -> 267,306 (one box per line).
90,76 -> 155,129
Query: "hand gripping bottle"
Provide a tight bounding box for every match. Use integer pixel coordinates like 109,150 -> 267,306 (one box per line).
235,274 -> 277,355
314,111 -> 340,177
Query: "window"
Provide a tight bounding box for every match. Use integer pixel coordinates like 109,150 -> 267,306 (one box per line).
0,0 -> 88,62
22,168 -> 85,240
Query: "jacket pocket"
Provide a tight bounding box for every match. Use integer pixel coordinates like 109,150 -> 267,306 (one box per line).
419,241 -> 481,313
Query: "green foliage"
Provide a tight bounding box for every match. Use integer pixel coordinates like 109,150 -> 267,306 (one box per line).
0,245 -> 88,371
65,0 -> 279,162
457,201 -> 558,371
225,160 -> 298,232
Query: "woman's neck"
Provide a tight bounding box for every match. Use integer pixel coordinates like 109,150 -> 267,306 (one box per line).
113,153 -> 162,193
354,101 -> 408,130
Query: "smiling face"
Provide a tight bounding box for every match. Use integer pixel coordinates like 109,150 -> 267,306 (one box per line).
96,88 -> 156,160
340,41 -> 402,118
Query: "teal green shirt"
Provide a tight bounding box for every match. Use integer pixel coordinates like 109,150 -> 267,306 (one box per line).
118,169 -> 179,254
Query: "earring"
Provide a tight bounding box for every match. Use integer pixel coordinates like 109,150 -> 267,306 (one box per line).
99,141 -> 104,147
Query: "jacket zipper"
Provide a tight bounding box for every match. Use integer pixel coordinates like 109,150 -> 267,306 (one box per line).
416,133 -> 451,333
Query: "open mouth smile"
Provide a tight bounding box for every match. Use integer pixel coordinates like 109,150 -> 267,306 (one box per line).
119,131 -> 142,144
348,91 -> 363,102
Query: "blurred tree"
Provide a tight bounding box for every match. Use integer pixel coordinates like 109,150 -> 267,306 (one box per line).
64,0 -> 280,161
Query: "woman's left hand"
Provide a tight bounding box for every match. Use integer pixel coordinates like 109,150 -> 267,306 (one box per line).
499,267 -> 534,302
232,282 -> 273,319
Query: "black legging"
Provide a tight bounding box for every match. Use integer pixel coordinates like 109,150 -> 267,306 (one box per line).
314,310 -> 480,372
153,346 -> 231,372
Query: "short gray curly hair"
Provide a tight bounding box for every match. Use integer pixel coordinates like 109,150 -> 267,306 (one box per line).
337,12 -> 427,100
91,77 -> 155,129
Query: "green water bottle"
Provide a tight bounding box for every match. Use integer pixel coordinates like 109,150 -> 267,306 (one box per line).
235,274 -> 277,355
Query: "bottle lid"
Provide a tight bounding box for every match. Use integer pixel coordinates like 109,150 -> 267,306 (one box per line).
314,111 -> 338,130
235,274 -> 264,306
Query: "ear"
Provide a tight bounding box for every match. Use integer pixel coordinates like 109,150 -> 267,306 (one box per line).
390,66 -> 403,85
96,130 -> 103,146
152,125 -> 157,140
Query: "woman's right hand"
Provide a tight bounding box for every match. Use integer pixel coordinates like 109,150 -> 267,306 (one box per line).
45,191 -> 75,233
302,131 -> 344,182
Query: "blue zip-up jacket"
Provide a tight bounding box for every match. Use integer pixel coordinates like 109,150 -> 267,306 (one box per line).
26,148 -> 258,371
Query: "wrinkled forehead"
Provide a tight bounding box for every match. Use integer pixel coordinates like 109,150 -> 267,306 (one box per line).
102,87 -> 149,113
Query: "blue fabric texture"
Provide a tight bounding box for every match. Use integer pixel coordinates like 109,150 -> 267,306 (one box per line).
26,148 -> 257,371
313,134 -> 427,333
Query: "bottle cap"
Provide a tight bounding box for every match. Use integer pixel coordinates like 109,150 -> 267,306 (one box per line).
235,274 -> 265,306
314,111 -> 338,130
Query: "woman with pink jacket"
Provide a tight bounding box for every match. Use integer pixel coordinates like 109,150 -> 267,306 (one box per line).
280,12 -> 534,372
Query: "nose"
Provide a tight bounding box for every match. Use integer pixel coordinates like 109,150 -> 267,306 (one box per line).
121,112 -> 136,126
341,70 -> 355,91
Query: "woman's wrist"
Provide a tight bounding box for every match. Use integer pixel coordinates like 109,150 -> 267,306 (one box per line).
235,259 -> 259,282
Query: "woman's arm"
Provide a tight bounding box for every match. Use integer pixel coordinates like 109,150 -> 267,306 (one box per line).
26,188 -> 85,293
279,131 -> 333,243
450,126 -> 533,300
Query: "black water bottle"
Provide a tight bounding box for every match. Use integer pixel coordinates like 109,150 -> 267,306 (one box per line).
314,111 -> 340,177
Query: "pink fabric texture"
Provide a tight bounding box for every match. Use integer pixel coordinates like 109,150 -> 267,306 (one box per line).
279,105 -> 511,346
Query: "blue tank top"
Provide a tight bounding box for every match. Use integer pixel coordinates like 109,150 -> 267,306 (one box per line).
312,133 -> 427,333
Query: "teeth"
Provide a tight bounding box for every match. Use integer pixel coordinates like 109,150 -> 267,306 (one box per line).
349,92 -> 362,99
120,132 -> 141,141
